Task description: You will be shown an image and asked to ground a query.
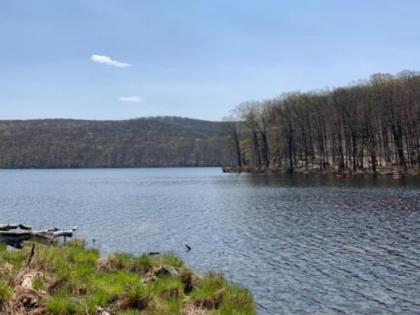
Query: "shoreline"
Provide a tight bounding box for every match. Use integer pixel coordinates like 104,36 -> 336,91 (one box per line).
222,166 -> 420,177
0,240 -> 256,315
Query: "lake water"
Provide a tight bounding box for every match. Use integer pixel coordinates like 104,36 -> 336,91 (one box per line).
0,168 -> 419,314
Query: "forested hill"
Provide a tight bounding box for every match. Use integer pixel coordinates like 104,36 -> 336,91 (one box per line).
0,116 -> 231,168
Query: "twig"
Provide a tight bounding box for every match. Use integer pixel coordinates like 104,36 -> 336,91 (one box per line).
26,243 -> 36,266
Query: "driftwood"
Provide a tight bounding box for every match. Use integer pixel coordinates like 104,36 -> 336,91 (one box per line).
0,223 -> 32,231
0,224 -> 77,249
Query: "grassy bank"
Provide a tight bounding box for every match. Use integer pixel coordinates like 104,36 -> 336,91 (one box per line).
0,240 -> 255,315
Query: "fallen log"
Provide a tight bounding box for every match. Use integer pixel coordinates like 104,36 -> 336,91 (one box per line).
0,224 -> 77,249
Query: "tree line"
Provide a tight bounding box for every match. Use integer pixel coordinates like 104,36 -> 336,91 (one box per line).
223,72 -> 420,174
0,117 -> 231,168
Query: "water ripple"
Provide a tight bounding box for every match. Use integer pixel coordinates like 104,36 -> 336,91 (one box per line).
0,168 -> 419,314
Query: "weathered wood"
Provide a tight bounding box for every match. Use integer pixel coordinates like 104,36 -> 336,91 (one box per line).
0,224 -> 32,231
0,224 -> 19,231
19,224 -> 33,230
0,224 -> 77,249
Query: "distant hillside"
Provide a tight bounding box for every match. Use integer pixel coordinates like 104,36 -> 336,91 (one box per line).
0,117 -> 232,168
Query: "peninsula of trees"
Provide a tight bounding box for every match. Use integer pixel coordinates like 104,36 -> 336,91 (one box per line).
224,72 -> 420,174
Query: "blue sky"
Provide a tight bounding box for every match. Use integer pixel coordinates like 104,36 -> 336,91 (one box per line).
1,0 -> 420,121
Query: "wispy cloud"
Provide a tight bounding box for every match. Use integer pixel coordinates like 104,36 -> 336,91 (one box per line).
90,54 -> 131,68
119,96 -> 141,102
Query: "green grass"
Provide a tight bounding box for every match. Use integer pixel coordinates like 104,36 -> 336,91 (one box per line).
0,279 -> 12,307
0,243 -> 26,281
33,276 -> 45,291
189,273 -> 256,314
0,239 -> 255,314
46,295 -> 85,315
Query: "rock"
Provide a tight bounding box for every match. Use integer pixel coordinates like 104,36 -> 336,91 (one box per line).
96,306 -> 111,315
142,266 -> 180,283
182,303 -> 209,315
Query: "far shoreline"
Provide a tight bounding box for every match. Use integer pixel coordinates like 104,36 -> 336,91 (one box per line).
0,165 -> 222,170
0,165 -> 419,175
222,165 -> 420,177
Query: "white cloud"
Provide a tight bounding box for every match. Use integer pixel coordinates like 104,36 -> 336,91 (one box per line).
90,54 -> 131,68
119,96 -> 141,102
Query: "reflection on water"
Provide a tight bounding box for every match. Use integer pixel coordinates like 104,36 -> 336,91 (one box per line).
0,168 -> 419,314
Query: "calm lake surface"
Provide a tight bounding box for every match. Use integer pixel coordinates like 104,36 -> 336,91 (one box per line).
0,168 -> 419,314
